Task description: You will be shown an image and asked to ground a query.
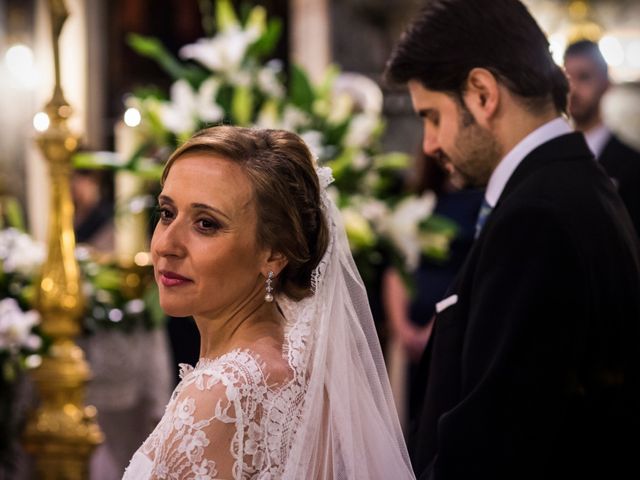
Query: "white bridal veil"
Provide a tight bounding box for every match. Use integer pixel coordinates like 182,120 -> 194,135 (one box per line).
278,167 -> 415,479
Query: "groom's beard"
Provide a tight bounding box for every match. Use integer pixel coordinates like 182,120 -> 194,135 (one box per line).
442,107 -> 502,188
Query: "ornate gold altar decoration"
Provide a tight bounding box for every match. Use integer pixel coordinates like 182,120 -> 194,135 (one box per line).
22,1 -> 103,478
567,0 -> 602,43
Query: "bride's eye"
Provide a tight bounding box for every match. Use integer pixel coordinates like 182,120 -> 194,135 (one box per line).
157,206 -> 174,223
196,217 -> 221,233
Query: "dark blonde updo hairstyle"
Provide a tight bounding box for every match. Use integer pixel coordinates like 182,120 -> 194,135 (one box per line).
162,126 -> 330,300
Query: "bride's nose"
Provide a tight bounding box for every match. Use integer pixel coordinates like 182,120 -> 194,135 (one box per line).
151,221 -> 187,258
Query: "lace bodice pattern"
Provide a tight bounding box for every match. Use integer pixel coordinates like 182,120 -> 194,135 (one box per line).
123,346 -> 307,480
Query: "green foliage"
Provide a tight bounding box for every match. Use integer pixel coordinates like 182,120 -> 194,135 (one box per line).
247,18 -> 282,59
127,34 -> 208,87
289,65 -> 315,113
0,197 -> 26,232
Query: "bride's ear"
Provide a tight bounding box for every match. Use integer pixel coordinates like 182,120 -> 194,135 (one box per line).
261,250 -> 288,278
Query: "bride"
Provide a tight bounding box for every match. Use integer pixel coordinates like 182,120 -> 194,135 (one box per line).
123,126 -> 414,479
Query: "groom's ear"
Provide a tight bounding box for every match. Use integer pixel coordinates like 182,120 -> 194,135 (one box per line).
463,68 -> 500,126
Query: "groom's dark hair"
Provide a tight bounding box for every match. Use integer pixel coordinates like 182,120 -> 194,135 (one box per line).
385,0 -> 569,114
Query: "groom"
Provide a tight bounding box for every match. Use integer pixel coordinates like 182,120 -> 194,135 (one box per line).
386,0 -> 640,478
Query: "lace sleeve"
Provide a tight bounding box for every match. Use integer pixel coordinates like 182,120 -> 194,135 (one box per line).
140,352 -> 272,480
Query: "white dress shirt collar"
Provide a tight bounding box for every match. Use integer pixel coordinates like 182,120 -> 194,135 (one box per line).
583,123 -> 611,159
485,117 -> 573,208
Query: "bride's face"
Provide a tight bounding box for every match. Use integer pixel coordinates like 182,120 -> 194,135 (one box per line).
151,154 -> 267,319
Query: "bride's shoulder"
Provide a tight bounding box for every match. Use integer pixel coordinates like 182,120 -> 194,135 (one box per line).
179,346 -> 292,397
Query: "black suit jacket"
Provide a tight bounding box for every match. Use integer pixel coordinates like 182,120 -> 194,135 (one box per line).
599,134 -> 640,237
412,133 -> 640,480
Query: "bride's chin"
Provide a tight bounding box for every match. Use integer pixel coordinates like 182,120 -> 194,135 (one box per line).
160,301 -> 192,319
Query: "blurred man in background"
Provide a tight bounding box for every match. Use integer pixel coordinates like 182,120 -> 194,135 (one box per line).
564,40 -> 640,235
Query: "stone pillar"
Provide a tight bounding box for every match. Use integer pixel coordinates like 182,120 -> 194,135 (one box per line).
289,0 -> 330,82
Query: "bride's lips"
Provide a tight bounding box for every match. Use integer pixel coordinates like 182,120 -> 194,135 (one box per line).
158,270 -> 193,287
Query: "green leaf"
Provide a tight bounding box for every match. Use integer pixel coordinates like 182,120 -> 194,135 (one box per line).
130,161 -> 165,181
216,84 -> 234,118
317,64 -> 340,99
289,64 -> 315,113
421,214 -> 459,236
141,106 -> 172,142
124,140 -> 157,171
324,119 -> 350,146
216,0 -> 239,31
1,196 -> 26,231
373,152 -> 411,170
420,232 -> 452,262
247,18 -> 282,59
198,0 -> 216,36
130,85 -> 167,101
231,86 -> 254,126
73,151 -> 123,170
327,148 -> 356,181
417,214 -> 460,263
127,34 -> 205,85
245,5 -> 266,36
256,99 -> 280,126
93,269 -> 123,291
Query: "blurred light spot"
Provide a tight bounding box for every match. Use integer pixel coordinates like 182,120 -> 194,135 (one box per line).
599,36 -> 624,67
5,44 -> 37,88
33,112 -> 50,132
125,273 -> 140,288
108,309 -> 124,322
124,107 -> 141,127
627,41 -> 640,68
125,299 -> 145,314
134,251 -> 151,266
40,277 -> 54,292
65,138 -> 78,151
549,33 -> 566,66
25,355 -> 42,369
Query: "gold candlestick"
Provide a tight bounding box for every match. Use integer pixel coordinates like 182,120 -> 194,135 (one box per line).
22,1 -> 103,478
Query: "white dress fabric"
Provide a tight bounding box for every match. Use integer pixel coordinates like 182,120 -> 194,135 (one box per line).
123,167 -> 415,479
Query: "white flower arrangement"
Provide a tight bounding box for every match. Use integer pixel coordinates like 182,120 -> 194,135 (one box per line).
74,0 -> 459,287
0,228 -> 45,386
0,298 -> 41,354
0,227 -> 45,276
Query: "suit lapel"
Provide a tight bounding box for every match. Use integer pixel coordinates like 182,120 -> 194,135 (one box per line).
497,132 -> 593,208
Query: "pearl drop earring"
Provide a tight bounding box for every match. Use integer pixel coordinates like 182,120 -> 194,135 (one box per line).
265,271 -> 274,302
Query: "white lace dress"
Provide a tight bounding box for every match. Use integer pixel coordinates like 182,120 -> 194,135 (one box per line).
122,348 -> 306,480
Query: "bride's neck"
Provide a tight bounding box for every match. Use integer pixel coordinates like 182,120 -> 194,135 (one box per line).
194,286 -> 284,360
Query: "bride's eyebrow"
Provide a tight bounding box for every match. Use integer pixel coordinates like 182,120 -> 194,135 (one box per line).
158,194 -> 232,221
158,194 -> 173,205
191,203 -> 230,221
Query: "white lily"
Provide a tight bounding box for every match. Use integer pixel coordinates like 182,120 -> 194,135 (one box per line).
341,207 -> 376,252
300,130 -> 324,160
281,106 -> 310,131
351,152 -> 371,171
325,93 -> 354,125
0,298 -> 41,352
180,26 -> 259,75
0,228 -> 45,276
359,198 -> 390,225
381,192 -> 436,271
160,78 -> 224,136
344,113 -> 379,149
257,60 -> 285,99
